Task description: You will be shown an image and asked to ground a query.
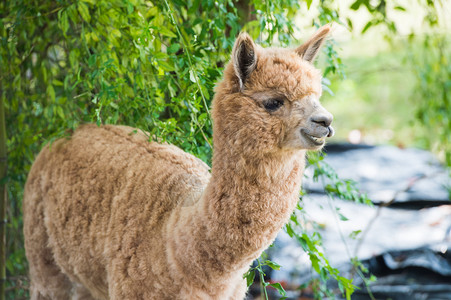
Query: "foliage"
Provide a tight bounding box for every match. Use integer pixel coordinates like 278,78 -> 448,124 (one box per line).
346,0 -> 450,167
285,203 -> 356,299
409,34 -> 451,167
246,0 -> 299,46
243,253 -> 288,300
308,152 -> 372,205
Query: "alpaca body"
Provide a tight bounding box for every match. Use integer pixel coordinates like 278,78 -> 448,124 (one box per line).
24,26 -> 333,299
24,124 -> 303,299
24,124 -> 217,299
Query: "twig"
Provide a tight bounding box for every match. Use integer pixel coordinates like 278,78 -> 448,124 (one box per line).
162,0 -> 212,149
24,6 -> 64,20
322,175 -> 376,300
4,275 -> 29,294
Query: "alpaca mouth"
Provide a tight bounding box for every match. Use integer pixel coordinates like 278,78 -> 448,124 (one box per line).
301,130 -> 327,146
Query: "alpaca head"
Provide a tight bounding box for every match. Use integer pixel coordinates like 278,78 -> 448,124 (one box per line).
212,25 -> 334,157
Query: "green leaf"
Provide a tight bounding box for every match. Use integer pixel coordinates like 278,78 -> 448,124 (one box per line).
198,113 -> 208,122
78,2 -> 91,22
158,27 -> 177,38
189,69 -> 197,83
338,212 -> 349,221
47,85 -> 55,102
268,283 -> 286,296
168,43 -> 181,54
285,223 -> 294,237
59,10 -> 69,35
320,267 -> 329,281
56,106 -> 65,119
346,17 -> 353,30
52,79 -> 63,86
126,1 -> 134,14
244,270 -> 255,287
361,21 -> 373,34
66,4 -> 78,23
158,60 -> 175,72
309,254 -> 321,274
264,260 -> 281,271
350,0 -> 363,10
153,52 -> 168,60
88,55 -> 96,67
305,0 -> 313,9
349,230 -> 361,239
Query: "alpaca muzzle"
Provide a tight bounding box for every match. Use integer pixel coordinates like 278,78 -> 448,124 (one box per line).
310,110 -> 334,138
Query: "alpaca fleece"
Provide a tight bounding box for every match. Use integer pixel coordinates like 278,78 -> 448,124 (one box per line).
24,26 -> 333,299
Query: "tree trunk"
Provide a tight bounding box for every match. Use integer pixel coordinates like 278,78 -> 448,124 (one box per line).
0,89 -> 7,300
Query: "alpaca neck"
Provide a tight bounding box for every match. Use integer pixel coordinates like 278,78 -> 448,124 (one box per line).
203,148 -> 305,254
167,132 -> 306,292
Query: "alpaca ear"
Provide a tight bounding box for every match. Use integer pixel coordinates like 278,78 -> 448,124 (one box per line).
296,25 -> 331,63
232,32 -> 257,90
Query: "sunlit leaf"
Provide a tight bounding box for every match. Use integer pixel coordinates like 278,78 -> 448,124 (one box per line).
265,260 -> 281,270
78,2 -> 91,22
268,282 -> 286,296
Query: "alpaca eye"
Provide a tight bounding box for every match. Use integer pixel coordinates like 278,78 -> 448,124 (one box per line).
263,99 -> 284,112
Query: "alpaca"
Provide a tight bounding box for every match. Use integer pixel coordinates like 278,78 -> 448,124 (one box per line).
23,25 -> 334,300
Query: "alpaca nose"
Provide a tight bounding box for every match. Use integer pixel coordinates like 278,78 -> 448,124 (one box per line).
311,113 -> 333,128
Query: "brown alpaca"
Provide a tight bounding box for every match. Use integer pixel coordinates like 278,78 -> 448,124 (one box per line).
23,26 -> 333,299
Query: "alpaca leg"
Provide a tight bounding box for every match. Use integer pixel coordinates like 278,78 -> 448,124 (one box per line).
27,247 -> 72,300
25,200 -> 72,299
72,283 -> 96,300
28,286 -> 49,300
